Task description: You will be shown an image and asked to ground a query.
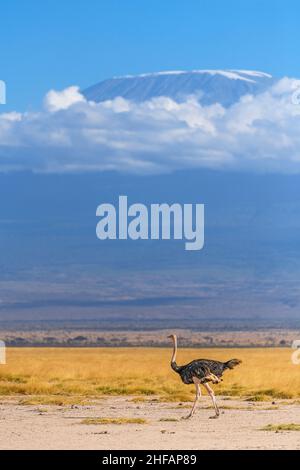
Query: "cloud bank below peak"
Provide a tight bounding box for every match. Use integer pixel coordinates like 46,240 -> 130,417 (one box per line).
0,73 -> 300,175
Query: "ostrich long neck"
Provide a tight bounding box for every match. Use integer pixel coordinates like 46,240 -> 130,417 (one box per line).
171,336 -> 180,372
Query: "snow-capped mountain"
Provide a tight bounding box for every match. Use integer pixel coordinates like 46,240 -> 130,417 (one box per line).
83,69 -> 274,107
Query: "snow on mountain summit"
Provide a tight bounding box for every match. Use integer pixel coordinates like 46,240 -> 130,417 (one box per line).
114,69 -> 272,82
83,69 -> 274,107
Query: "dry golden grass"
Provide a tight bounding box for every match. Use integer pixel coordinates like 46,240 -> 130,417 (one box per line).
159,418 -> 179,422
0,348 -> 298,404
81,418 -> 147,425
18,396 -> 91,406
261,423 -> 300,432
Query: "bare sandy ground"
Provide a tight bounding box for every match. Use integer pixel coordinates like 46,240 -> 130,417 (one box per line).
0,397 -> 300,450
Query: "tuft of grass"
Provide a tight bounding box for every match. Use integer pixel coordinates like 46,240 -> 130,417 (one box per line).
19,396 -> 90,406
81,417 -> 147,425
95,386 -> 156,396
246,395 -> 267,402
159,418 -> 179,422
36,407 -> 49,413
246,389 -> 293,402
261,423 -> 300,432
128,397 -> 148,403
261,406 -> 279,411
0,374 -> 27,384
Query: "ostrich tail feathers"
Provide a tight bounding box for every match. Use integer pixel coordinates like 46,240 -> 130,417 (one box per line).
225,359 -> 242,370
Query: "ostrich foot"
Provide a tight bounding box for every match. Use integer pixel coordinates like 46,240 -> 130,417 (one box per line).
209,414 -> 219,419
181,413 -> 193,420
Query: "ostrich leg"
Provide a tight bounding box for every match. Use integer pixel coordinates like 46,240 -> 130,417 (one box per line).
204,383 -> 220,419
183,378 -> 201,419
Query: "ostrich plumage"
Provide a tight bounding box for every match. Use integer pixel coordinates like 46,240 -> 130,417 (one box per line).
171,357 -> 240,385
168,334 -> 242,419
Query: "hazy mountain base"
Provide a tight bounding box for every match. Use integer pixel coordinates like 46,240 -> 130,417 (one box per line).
1,328 -> 298,347
1,170 -> 300,331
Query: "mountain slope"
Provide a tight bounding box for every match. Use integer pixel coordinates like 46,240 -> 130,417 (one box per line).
83,69 -> 274,107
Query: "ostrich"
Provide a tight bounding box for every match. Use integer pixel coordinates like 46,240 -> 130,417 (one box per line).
168,334 -> 242,419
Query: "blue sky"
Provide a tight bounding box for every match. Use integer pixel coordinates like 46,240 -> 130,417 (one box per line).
0,0 -> 299,110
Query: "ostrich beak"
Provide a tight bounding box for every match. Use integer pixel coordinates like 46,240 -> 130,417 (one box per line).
167,335 -> 173,339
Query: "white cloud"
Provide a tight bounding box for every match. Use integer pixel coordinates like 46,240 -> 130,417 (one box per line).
1,78 -> 300,174
44,86 -> 85,112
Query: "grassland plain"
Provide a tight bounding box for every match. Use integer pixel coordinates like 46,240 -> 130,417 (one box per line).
0,347 -> 299,403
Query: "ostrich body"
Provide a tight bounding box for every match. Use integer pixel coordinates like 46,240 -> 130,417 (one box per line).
168,334 -> 242,419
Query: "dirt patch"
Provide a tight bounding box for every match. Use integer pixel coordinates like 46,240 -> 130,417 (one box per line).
0,396 -> 300,450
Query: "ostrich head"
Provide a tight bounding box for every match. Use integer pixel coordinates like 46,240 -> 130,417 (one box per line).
167,334 -> 177,341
